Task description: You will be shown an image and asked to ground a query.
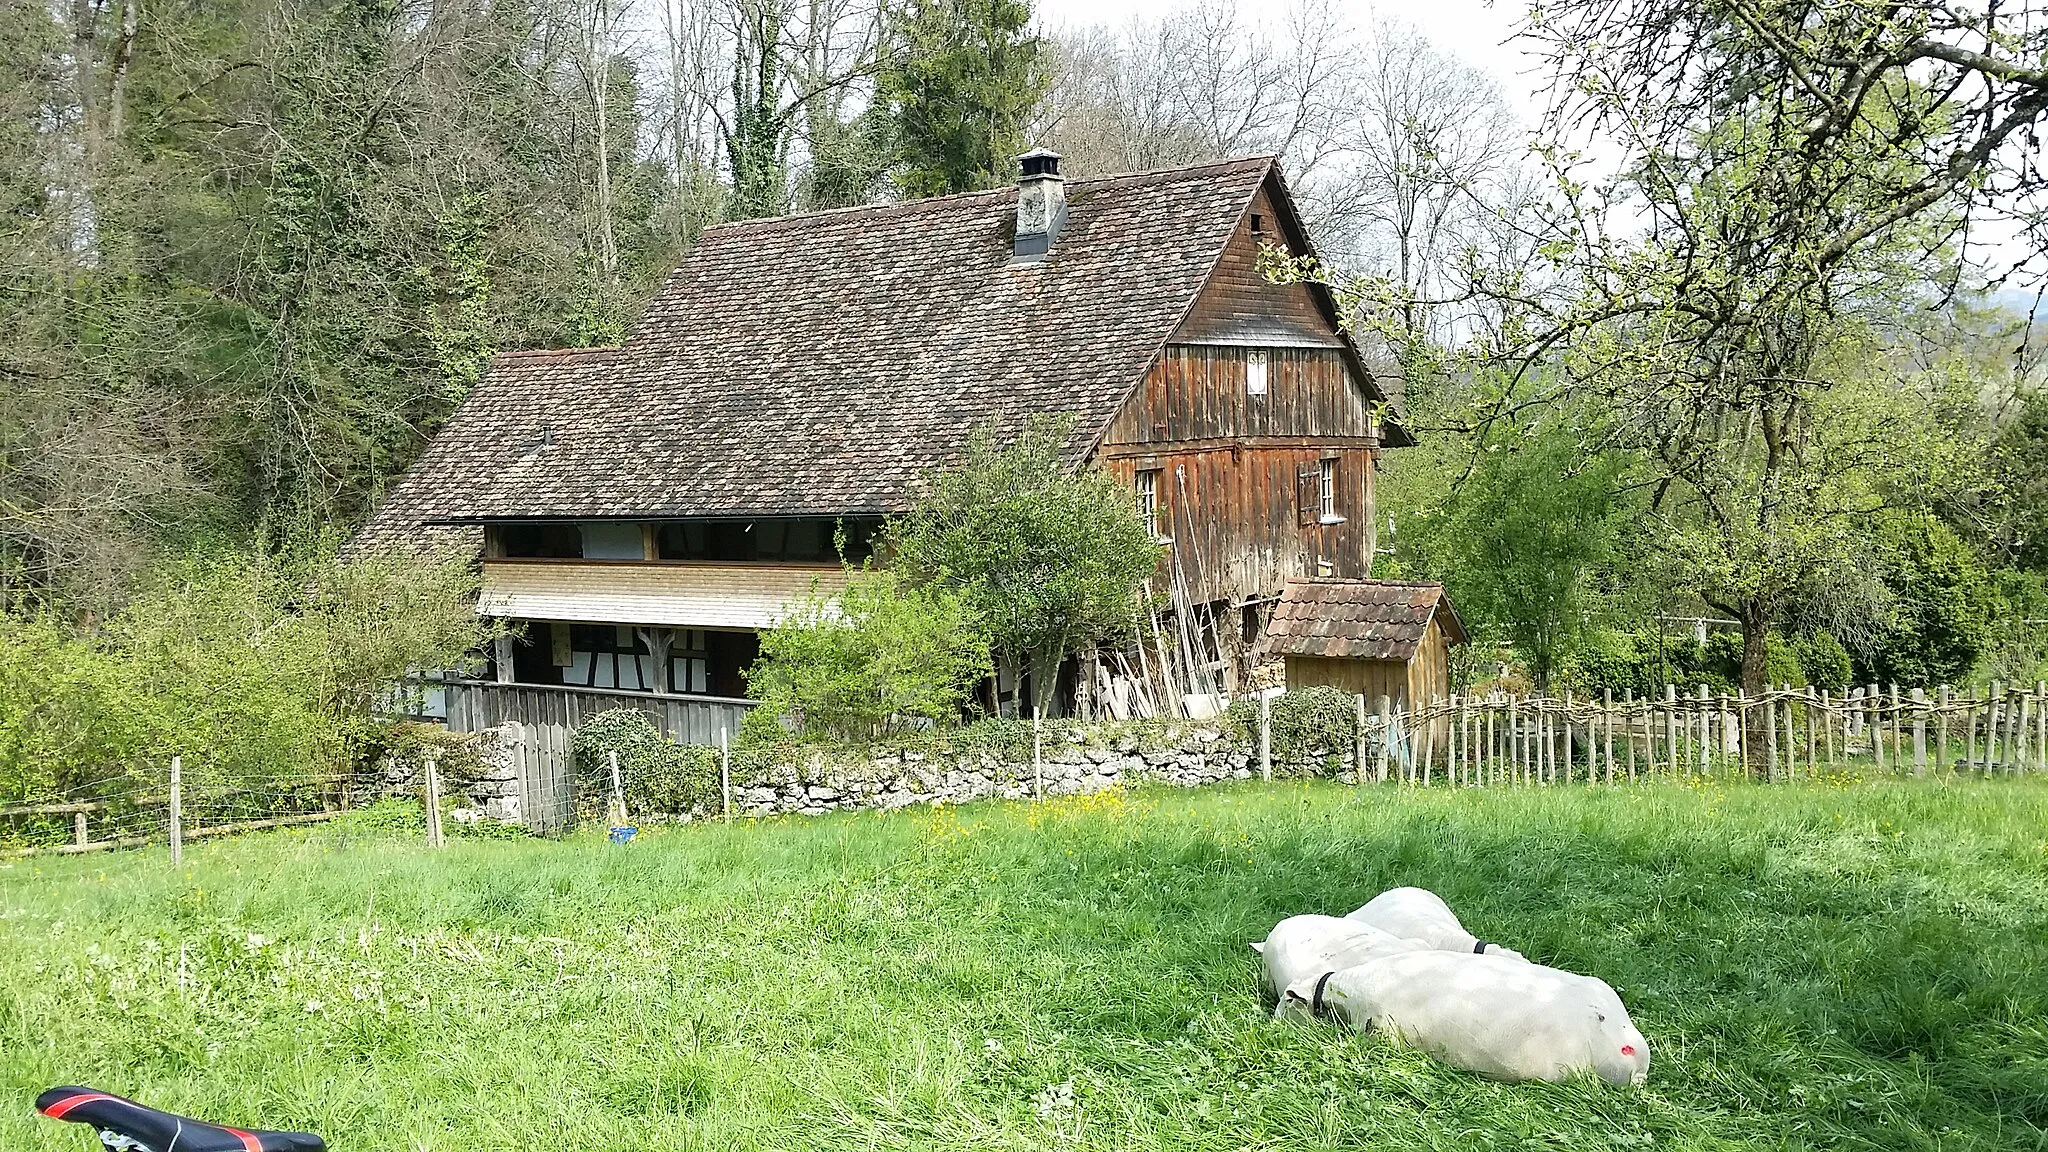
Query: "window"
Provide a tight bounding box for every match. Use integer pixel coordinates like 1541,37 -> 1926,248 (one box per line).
564,624 -> 653,691
579,522 -> 644,560
1319,458 -> 1337,522
1246,349 -> 1269,396
1135,469 -> 1162,539
497,523 -> 582,558
656,518 -> 881,563
670,629 -> 710,694
1250,213 -> 1265,235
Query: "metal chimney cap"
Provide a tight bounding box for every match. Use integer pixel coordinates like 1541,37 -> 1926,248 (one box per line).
1018,148 -> 1063,179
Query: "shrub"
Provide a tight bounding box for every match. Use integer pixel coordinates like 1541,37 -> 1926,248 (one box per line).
570,708 -> 718,817
1794,631 -> 1854,691
746,569 -> 992,741
0,545 -> 490,818
1226,686 -> 1358,770
885,414 -> 1160,710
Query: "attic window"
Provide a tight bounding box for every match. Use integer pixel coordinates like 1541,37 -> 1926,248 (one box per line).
1250,213 -> 1265,234
1246,349 -> 1270,396
1135,469 -> 1165,540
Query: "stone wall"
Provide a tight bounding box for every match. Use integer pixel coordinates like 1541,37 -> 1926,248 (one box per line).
365,726 -> 524,825
728,726 -> 1366,818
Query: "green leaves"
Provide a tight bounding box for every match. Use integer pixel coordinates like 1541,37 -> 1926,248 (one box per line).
746,569 -> 993,743
875,0 -> 1046,197
886,415 -> 1161,699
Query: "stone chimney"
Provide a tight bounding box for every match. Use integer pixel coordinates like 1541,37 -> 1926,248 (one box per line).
1013,148 -> 1066,260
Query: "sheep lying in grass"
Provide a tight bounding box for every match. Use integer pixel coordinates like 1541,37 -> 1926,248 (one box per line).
1281,950 -> 1650,1087
1346,886 -> 1526,961
1251,915 -> 1432,1006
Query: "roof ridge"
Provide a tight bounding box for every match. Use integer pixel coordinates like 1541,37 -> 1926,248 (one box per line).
699,155 -> 1279,239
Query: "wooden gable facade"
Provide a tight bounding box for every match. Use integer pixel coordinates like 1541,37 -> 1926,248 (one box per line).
1095,181 -> 1385,610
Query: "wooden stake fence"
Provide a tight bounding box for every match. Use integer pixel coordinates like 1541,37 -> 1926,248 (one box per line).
1345,682 -> 2048,785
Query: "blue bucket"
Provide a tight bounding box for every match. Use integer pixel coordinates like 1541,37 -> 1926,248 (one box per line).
607,825 -> 638,844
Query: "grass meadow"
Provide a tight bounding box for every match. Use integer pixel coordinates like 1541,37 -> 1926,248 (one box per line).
2,777 -> 2045,1151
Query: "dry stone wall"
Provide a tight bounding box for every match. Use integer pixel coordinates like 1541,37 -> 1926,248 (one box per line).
729,727 -> 1368,818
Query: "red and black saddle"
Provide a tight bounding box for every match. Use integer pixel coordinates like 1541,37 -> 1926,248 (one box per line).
36,1087 -> 325,1152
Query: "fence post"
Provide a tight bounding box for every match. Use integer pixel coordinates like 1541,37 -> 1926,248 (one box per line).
1781,686 -> 1797,780
1957,680 -> 1974,770
168,755 -> 183,866
1354,693 -> 1368,785
2036,681 -> 2046,772
1421,702 -> 1436,787
1866,685 -> 1884,773
1936,686 -> 1950,773
73,810 -> 88,848
606,749 -> 627,826
1697,685 -> 1711,776
1033,703 -> 1046,796
720,728 -> 732,822
1508,696 -> 1522,784
1601,688 -> 1614,784
1911,688 -> 1928,777
1258,693 -> 1272,783
1376,695 -> 1392,784
1888,684 -> 1904,769
425,756 -> 445,848
1804,687 -> 1818,770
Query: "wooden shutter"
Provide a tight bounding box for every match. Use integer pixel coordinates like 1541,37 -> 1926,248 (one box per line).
1296,466 -> 1319,526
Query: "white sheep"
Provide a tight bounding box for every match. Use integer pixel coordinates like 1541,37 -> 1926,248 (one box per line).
1280,951 -> 1649,1087
1251,914 -> 1432,1006
1346,886 -> 1526,961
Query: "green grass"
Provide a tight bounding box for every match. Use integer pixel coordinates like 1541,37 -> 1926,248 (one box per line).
2,778 -> 2046,1151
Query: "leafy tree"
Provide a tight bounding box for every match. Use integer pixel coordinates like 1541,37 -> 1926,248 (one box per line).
746,569 -> 991,741
886,416 -> 1159,715
1860,515 -> 1995,687
1390,400 -> 1635,690
875,0 -> 1045,196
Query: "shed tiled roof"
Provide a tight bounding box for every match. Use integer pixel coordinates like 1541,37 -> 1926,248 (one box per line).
1261,578 -> 1466,661
351,155 -> 1400,554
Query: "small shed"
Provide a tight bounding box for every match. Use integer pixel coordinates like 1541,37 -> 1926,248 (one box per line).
1260,578 -> 1467,706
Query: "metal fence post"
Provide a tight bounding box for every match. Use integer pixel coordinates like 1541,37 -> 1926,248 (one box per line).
1259,692 -> 1272,782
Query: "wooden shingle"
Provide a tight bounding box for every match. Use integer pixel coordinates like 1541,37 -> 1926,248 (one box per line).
1260,578 -> 1466,661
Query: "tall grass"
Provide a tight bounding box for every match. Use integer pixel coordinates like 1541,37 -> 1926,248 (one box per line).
2,778 -> 2044,1151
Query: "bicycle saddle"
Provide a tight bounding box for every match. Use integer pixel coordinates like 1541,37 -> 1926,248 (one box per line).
37,1086 -> 326,1152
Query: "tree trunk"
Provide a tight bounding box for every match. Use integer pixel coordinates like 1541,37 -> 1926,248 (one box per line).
1738,602 -> 1771,776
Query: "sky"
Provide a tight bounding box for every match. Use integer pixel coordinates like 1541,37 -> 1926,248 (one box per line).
1030,0 -> 1549,119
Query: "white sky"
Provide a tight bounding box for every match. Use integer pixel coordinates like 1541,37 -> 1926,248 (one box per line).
1032,0 -> 1550,120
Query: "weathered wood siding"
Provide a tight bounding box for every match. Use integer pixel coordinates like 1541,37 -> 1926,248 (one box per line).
1170,187 -> 1342,347
1099,444 -> 1374,605
1284,655 -> 1409,701
444,679 -> 752,746
1094,181 -> 1383,610
478,560 -> 847,629
1281,618 -> 1453,708
1101,345 -> 1376,444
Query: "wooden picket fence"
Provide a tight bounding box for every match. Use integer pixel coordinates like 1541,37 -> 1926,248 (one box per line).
1351,680 -> 2048,785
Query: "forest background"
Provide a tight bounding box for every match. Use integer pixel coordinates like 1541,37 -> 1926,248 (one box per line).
6,0 -> 2047,726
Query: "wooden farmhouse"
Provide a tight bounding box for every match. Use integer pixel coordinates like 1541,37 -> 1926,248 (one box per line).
1259,578 -> 1466,707
350,152 -> 1411,733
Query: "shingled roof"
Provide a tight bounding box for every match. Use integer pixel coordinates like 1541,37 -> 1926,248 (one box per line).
1261,579 -> 1467,661
352,155 -> 1398,555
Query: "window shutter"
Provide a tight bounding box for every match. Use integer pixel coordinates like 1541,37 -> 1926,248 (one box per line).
1296,466 -> 1319,527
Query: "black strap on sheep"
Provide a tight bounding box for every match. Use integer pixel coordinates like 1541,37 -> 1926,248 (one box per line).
1311,970 -> 1336,1017
1473,940 -> 1489,954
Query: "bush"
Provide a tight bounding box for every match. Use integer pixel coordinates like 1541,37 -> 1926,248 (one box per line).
1226,687 -> 1358,770
570,709 -> 719,817
0,545 -> 489,817
746,569 -> 992,741
1793,631 -> 1852,690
